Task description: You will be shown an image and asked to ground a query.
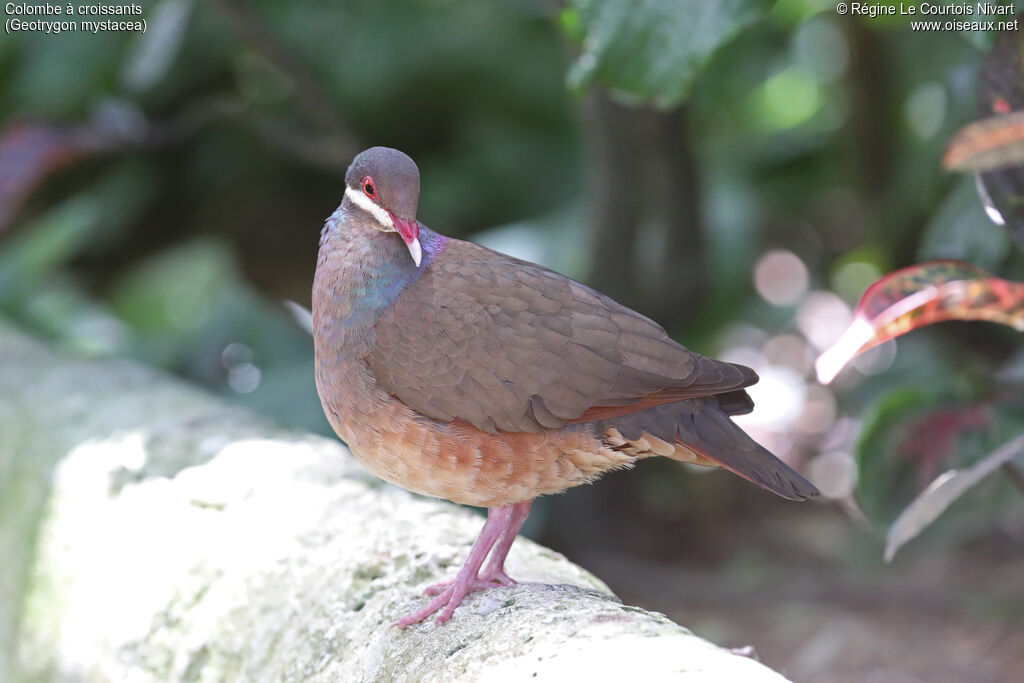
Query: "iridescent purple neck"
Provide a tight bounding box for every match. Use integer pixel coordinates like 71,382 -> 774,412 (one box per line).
314,209 -> 448,345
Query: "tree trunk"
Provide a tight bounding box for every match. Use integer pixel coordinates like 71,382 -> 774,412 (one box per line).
584,91 -> 704,330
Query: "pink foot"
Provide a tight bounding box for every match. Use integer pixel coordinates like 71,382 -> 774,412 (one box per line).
396,575 -> 512,627
481,568 -> 516,587
422,570 -> 516,597
394,500 -> 533,628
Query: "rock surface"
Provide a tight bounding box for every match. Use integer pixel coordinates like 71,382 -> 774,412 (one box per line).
0,323 -> 790,682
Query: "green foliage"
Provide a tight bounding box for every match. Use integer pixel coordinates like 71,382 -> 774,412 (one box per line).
919,175 -> 1013,271
856,388 -> 944,525
564,0 -> 773,108
0,197 -> 100,296
858,389 -> 1024,513
108,239 -> 328,435
885,434 -> 1024,561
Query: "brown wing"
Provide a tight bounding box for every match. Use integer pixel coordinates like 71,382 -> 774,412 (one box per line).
367,239 -> 756,434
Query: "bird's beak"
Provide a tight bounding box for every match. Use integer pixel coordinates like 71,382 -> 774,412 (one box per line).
390,212 -> 422,267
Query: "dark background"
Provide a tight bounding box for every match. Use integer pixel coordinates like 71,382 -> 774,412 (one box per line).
2,1 -> 1022,680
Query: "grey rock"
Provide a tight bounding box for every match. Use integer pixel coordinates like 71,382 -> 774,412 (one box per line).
0,322 -> 789,682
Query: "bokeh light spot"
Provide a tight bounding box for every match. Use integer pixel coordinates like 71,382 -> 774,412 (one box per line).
796,385 -> 837,435
807,451 -> 858,499
797,290 -> 852,351
741,365 -> 807,430
763,333 -> 815,376
851,338 -> 897,376
754,249 -> 809,306
831,260 -> 882,303
756,67 -> 821,130
794,17 -> 848,82
753,249 -> 806,305
905,82 -> 946,140
228,363 -> 262,394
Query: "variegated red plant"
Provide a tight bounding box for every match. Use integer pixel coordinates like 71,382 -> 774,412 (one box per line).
0,122 -> 111,233
816,260 -> 1024,384
943,110 -> 1024,173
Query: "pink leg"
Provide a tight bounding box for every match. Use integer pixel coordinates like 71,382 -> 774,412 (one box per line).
478,499 -> 532,586
424,499 -> 532,594
395,501 -> 533,627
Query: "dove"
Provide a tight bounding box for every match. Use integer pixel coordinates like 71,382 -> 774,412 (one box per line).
312,147 -> 819,627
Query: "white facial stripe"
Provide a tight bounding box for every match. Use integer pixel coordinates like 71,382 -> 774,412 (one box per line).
344,185 -> 394,230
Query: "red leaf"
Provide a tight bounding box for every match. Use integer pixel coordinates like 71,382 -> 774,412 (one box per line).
943,110 -> 1024,173
816,260 -> 1024,384
898,405 -> 990,487
0,122 -> 111,233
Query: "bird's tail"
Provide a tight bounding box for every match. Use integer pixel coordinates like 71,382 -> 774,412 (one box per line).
673,403 -> 819,501
601,398 -> 820,502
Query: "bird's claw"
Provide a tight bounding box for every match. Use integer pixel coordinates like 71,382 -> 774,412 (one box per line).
394,573 -> 519,627
392,583 -> 464,628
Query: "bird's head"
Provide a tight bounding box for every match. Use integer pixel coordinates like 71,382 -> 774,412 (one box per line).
343,147 -> 422,266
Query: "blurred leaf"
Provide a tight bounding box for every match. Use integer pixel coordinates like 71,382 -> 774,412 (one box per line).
0,123 -> 100,232
976,17 -> 1024,116
0,114 -> 150,234
565,0 -> 772,108
856,391 -> 1024,527
0,196 -> 100,299
83,161 -> 161,250
897,404 -> 991,488
943,110 -> 1024,172
122,0 -> 194,92
974,166 -> 1024,252
110,238 -> 240,337
972,20 -> 1024,250
918,175 -> 1010,271
108,238 -> 248,372
997,345 -> 1024,385
855,388 -> 944,524
816,261 -> 1024,384
108,238 -> 327,434
885,433 -> 1024,562
5,18 -> 125,116
18,276 -> 131,355
234,53 -> 294,105
283,300 -> 312,336
558,6 -> 584,42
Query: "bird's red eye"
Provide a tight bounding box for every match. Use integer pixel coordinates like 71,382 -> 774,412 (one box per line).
362,176 -> 378,199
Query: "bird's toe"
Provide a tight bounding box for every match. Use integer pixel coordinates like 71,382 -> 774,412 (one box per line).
397,572 -> 517,627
